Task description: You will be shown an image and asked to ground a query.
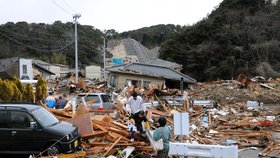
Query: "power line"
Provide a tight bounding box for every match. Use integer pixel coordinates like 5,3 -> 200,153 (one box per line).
62,0 -> 76,13
50,0 -> 73,16
2,22 -> 74,38
0,31 -> 74,52
0,28 -> 73,44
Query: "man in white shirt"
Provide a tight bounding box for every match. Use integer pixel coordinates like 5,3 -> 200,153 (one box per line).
126,92 -> 149,141
126,92 -> 146,114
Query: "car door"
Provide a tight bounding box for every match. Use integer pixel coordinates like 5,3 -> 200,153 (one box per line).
9,111 -> 44,153
0,110 -> 11,151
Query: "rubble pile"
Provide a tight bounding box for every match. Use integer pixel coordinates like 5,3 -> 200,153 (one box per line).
42,77 -> 280,157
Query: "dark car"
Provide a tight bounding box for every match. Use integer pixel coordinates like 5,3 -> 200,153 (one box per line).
0,103 -> 80,156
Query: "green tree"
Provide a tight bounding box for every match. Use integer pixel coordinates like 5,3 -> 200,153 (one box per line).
11,82 -> 22,101
24,83 -> 35,102
13,76 -> 25,96
35,77 -> 47,102
0,80 -> 14,102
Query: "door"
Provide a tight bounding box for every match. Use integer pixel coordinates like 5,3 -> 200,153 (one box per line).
0,111 -> 11,151
9,111 -> 43,153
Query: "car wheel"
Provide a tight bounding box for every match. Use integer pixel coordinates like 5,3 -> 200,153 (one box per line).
45,144 -> 61,156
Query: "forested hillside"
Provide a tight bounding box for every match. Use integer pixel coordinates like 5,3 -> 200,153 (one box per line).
1,0 -> 280,81
0,21 -> 104,68
159,0 -> 280,81
119,24 -> 186,49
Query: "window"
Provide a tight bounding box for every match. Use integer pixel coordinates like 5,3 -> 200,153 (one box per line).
0,111 -> 9,128
101,94 -> 111,103
77,95 -> 101,103
110,75 -> 117,87
22,64 -> 27,74
143,81 -> 151,89
31,107 -> 58,127
11,111 -> 34,129
126,79 -> 140,87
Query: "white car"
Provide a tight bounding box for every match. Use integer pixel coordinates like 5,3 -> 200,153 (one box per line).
75,93 -> 116,110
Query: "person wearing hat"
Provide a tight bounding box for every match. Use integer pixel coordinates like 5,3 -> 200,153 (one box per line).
153,116 -> 171,158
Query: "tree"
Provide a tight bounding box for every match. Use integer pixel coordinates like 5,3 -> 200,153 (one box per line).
13,76 -> 25,96
35,77 -> 47,102
0,80 -> 14,102
11,82 -> 22,102
24,83 -> 35,102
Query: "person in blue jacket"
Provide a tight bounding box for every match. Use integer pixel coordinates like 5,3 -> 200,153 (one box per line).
45,95 -> 56,108
153,116 -> 171,158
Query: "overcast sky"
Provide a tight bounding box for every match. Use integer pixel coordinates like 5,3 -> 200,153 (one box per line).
0,0 -> 223,32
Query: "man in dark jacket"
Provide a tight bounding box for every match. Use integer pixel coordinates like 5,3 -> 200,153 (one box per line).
55,95 -> 68,109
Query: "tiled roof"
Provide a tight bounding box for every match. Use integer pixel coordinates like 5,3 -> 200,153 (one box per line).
106,62 -> 196,83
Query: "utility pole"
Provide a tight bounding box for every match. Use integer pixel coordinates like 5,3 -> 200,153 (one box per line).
103,37 -> 106,82
73,14 -> 81,84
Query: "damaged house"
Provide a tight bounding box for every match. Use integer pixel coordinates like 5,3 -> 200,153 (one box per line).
0,57 -> 55,80
106,62 -> 196,91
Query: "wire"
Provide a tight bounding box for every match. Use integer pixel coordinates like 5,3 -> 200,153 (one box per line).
0,31 -> 74,52
50,0 -> 73,16
2,22 -> 74,38
62,0 -> 76,13
0,28 -> 73,44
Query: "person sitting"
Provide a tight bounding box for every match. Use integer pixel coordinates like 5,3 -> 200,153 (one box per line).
129,110 -> 150,142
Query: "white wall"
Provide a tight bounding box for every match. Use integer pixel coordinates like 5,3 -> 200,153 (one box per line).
85,65 -> 101,79
49,65 -> 60,79
19,58 -> 33,80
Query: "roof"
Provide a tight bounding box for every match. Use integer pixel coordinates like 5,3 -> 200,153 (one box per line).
33,59 -> 52,66
146,59 -> 182,69
0,103 -> 42,111
106,62 -> 196,83
33,63 -> 55,75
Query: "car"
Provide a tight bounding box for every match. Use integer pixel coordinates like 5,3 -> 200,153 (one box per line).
75,92 -> 116,110
0,103 -> 80,156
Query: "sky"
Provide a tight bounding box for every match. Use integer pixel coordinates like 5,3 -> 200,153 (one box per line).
0,0 -> 223,32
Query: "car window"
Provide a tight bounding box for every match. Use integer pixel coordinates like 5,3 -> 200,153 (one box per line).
31,107 -> 59,127
101,94 -> 111,103
77,95 -> 101,103
0,111 -> 9,128
11,111 -> 34,129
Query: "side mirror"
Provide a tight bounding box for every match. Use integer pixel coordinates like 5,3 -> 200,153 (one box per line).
30,121 -> 37,129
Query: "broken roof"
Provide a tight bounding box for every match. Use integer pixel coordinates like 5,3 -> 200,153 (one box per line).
106,62 -> 196,83
145,59 -> 182,69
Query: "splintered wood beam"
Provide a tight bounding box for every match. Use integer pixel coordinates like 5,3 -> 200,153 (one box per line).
81,131 -> 108,139
113,121 -> 127,129
108,127 -> 130,137
135,146 -> 153,152
92,121 -> 108,132
56,151 -> 87,158
103,136 -> 122,157
89,142 -> 110,147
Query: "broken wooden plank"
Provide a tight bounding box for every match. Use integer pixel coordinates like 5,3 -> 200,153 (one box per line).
81,131 -> 108,139
108,127 -> 130,137
88,142 -> 110,147
56,151 -> 87,158
103,136 -> 122,157
113,121 -> 127,129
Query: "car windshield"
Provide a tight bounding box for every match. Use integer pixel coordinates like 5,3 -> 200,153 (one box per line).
101,94 -> 111,103
77,95 -> 101,103
31,107 -> 59,127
